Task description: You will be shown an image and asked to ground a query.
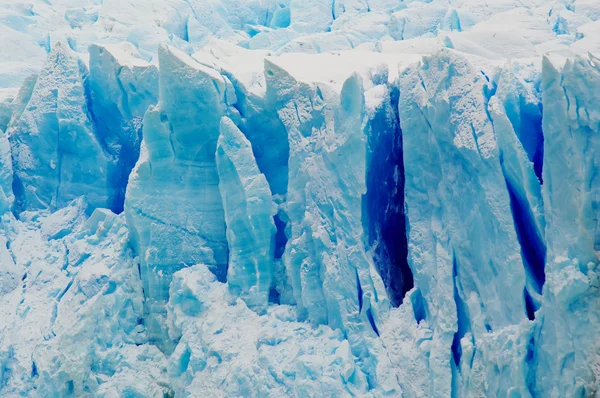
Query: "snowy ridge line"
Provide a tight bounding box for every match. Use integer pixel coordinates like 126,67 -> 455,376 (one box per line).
0,0 -> 599,395
2,0 -> 600,97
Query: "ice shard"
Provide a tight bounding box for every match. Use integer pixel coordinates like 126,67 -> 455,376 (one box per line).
216,116 -> 277,311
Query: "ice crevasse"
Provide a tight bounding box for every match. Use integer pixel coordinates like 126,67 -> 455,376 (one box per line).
0,0 -> 599,396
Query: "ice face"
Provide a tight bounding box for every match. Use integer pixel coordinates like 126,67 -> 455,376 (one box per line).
1,0 -> 600,396
399,50 -> 529,396
87,43 -> 159,214
264,60 -> 404,391
124,45 -> 230,352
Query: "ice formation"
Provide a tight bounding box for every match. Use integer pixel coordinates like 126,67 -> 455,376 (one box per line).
0,0 -> 599,396
216,116 -> 276,312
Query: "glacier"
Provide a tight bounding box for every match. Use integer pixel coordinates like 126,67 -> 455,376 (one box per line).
0,0 -> 599,396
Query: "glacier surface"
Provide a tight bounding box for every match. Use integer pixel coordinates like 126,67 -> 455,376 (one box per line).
0,0 -> 599,396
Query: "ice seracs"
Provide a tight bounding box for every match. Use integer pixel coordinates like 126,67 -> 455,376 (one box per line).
265,58 -> 403,392
399,49 -> 534,396
533,53 -> 600,397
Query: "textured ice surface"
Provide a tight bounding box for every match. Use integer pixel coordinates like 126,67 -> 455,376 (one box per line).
399,50 -> 531,396
1,0 -> 600,396
534,54 -> 600,397
167,264 -> 375,397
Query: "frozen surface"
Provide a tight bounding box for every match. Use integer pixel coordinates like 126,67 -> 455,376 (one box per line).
1,0 -> 600,396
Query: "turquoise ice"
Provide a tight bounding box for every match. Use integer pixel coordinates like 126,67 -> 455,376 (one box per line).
0,0 -> 599,396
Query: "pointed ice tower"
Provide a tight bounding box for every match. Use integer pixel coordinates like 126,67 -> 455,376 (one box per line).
532,54 -> 600,397
216,116 -> 277,312
125,45 -> 229,352
8,42 -> 111,213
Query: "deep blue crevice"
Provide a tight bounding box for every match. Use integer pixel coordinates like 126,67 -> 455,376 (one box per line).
10,173 -> 26,218
356,268 -> 364,312
273,213 -> 288,259
66,380 -> 74,395
268,285 -> 280,305
363,86 -> 414,307
451,254 -> 470,368
524,288 -> 536,321
366,308 -> 380,337
525,335 -> 537,396
503,97 -> 544,184
331,0 -> 336,20
356,256 -> 379,337
57,280 -> 73,302
503,175 -> 546,295
84,63 -> 143,215
182,18 -> 190,42
410,288 -> 426,323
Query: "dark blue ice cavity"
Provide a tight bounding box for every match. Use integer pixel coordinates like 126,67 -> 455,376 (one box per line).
363,87 -> 414,307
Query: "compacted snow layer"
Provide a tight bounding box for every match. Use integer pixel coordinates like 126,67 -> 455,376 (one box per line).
1,0 -> 600,396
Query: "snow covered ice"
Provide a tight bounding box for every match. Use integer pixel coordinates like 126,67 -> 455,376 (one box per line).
0,0 -> 600,396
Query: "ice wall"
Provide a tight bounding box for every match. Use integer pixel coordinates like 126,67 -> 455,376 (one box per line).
399,50 -> 531,396
0,0 -> 600,395
263,58 -> 407,391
